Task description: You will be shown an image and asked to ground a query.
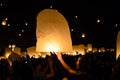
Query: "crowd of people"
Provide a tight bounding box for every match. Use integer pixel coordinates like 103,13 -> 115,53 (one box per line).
0,51 -> 120,80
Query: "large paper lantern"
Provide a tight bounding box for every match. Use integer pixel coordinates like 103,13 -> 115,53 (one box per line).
116,31 -> 120,59
36,9 -> 73,52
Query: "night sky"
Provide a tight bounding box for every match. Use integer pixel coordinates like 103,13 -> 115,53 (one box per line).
0,0 -> 120,50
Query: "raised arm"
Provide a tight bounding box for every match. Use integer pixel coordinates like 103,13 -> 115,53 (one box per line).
46,57 -> 54,78
56,52 -> 77,74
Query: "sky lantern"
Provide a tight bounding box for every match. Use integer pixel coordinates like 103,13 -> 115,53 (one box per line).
82,33 -> 85,38
116,31 -> 120,59
36,9 -> 73,53
2,20 -> 7,26
72,44 -> 86,55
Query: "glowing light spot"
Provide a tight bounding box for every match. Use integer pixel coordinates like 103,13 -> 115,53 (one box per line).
7,24 -> 10,26
115,24 -> 118,27
2,20 -> 6,26
50,5 -> 53,8
46,44 -> 58,52
75,16 -> 78,19
22,30 -> 24,32
25,22 -> 28,26
18,33 -> 21,36
8,45 -> 12,48
97,19 -> 100,23
0,4 -> 3,6
12,45 -> 16,51
82,33 -> 85,38
5,17 -> 8,20
71,29 -> 74,31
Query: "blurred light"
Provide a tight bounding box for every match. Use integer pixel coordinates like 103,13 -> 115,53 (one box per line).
0,4 -> 3,6
22,29 -> 24,32
75,16 -> 78,19
87,44 -> 92,52
12,45 -> 16,51
110,48 -> 115,52
12,45 -> 16,48
7,24 -> 10,26
106,48 -> 110,51
92,48 -> 97,53
71,29 -> 74,31
25,22 -> 28,26
97,19 -> 100,23
82,33 -> 85,38
2,20 -> 6,26
115,24 -> 118,27
50,5 -> 53,8
46,44 -> 58,52
8,45 -> 12,48
62,77 -> 68,80
18,33 -> 21,36
5,17 -> 8,20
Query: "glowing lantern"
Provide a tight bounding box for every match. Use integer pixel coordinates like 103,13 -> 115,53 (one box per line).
87,44 -> 92,52
27,46 -> 38,58
72,44 -> 86,55
116,31 -> 120,59
36,9 -> 73,53
82,33 -> 85,38
97,19 -> 100,23
2,20 -> 6,26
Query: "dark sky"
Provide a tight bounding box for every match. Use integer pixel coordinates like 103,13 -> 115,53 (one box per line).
0,0 -> 120,50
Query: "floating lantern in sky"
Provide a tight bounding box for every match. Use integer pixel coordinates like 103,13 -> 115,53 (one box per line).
0,4 -> 3,6
25,22 -> 28,26
36,9 -> 73,53
82,33 -> 85,38
87,44 -> 92,52
2,20 -> 6,26
71,29 -> 74,32
18,33 -> 21,36
50,5 -> 53,8
116,31 -> 120,59
75,16 -> 78,19
97,19 -> 100,23
115,23 -> 118,27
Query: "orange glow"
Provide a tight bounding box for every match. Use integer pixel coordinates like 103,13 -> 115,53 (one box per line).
82,33 -> 85,38
2,20 -> 6,26
36,9 -> 73,53
116,31 -> 120,59
46,43 -> 59,52
97,19 -> 100,23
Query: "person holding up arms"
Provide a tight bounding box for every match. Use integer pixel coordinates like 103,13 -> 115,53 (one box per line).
56,52 -> 87,80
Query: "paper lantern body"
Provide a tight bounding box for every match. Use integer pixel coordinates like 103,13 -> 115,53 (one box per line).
36,9 -> 72,52
116,31 -> 120,59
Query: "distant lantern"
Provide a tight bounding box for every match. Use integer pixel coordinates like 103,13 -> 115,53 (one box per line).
7,24 -> 10,26
82,33 -> 85,38
115,24 -> 118,27
0,4 -> 3,6
22,29 -> 24,32
116,31 -> 120,59
36,9 -> 73,53
87,44 -> 92,52
97,19 -> 100,23
71,29 -> 74,32
25,22 -> 28,26
50,5 -> 53,8
72,44 -> 86,55
18,33 -> 21,36
2,20 -> 6,26
5,17 -> 8,21
75,16 -> 78,19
